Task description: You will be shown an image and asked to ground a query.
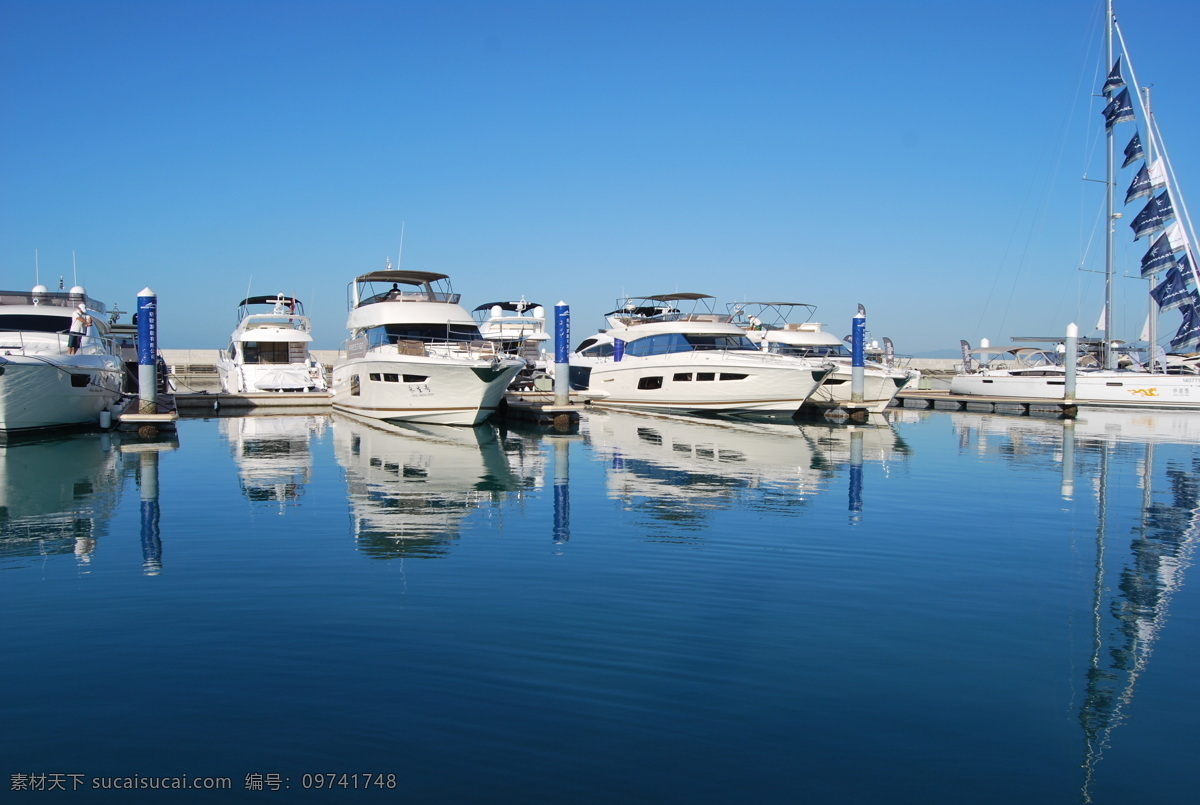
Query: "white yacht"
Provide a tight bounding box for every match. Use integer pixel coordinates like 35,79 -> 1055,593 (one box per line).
729,302 -> 916,413
949,340 -> 1200,407
472,297 -> 550,387
331,270 -> 524,426
0,285 -> 124,433
569,293 -> 832,418
215,293 -> 328,394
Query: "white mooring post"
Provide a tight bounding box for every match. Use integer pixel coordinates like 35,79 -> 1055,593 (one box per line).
1064,322 -> 1078,402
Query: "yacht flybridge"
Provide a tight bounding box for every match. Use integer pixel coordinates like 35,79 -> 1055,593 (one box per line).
569,293 -> 832,418
331,270 -> 524,426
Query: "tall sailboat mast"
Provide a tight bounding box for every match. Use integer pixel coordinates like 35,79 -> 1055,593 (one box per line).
1103,0 -> 1116,370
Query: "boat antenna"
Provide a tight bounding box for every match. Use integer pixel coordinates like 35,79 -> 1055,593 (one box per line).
34,248 -> 39,286
72,250 -> 78,288
397,221 -> 406,267
245,275 -> 253,304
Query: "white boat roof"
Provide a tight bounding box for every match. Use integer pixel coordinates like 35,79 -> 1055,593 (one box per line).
353,270 -> 450,285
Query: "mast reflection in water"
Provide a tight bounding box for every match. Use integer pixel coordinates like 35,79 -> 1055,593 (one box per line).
951,409 -> 1199,804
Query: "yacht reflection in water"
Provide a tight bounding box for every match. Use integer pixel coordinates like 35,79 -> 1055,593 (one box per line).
220,413 -> 327,512
0,431 -> 176,573
333,413 -> 542,558
0,431 -> 123,570
582,410 -> 910,530
950,410 -> 1199,804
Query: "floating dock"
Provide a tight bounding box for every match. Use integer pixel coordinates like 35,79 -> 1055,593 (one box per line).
174,391 -> 333,414
895,389 -> 1079,418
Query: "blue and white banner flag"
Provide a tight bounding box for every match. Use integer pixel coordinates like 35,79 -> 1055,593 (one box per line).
1171,303 -> 1200,351
1178,252 -> 1198,287
1123,133 -> 1144,168
1142,233 -> 1179,276
1151,267 -> 1190,310
1125,159 -> 1168,205
1131,191 -> 1174,240
1126,164 -> 1153,204
1102,88 -> 1135,130
1103,58 -> 1126,94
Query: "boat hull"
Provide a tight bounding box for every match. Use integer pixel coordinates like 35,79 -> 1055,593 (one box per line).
950,370 -> 1200,408
580,352 -> 825,417
331,353 -> 523,426
0,358 -> 124,433
806,366 -> 913,413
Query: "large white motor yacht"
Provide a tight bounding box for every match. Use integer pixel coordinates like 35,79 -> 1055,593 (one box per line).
569,293 -> 832,418
729,302 -> 916,413
331,270 -> 524,426
0,285 -> 124,433
215,293 -> 328,394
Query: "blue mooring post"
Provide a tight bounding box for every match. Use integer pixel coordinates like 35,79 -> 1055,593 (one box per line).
851,305 -> 866,404
848,428 -> 864,524
137,287 -> 158,413
554,301 -> 570,407
140,451 -> 162,575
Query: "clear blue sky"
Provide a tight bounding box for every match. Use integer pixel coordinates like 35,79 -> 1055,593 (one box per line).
4,0 -> 1199,355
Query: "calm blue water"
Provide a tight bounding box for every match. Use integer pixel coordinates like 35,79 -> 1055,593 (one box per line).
2,407 -> 1198,804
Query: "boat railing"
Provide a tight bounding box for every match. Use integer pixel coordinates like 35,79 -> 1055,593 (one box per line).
0,290 -> 107,312
342,335 -> 501,361
0,328 -> 118,356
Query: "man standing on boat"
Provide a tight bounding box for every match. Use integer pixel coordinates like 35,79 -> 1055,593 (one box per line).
68,303 -> 91,355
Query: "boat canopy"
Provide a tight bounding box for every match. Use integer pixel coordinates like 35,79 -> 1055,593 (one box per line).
350,270 -> 460,307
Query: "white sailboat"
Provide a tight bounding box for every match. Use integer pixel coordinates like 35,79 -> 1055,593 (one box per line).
952,0 -> 1200,408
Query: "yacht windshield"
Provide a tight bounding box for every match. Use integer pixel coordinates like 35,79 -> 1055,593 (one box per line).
624,333 -> 757,357
770,343 -> 850,359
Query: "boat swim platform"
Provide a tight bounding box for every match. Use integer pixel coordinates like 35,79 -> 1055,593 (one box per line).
895,390 -> 1080,418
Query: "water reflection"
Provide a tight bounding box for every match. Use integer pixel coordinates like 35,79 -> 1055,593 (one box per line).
0,431 -> 177,573
333,413 -> 542,558
219,414 -> 328,512
0,432 -> 124,570
582,410 -> 910,531
949,410 -> 1199,803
